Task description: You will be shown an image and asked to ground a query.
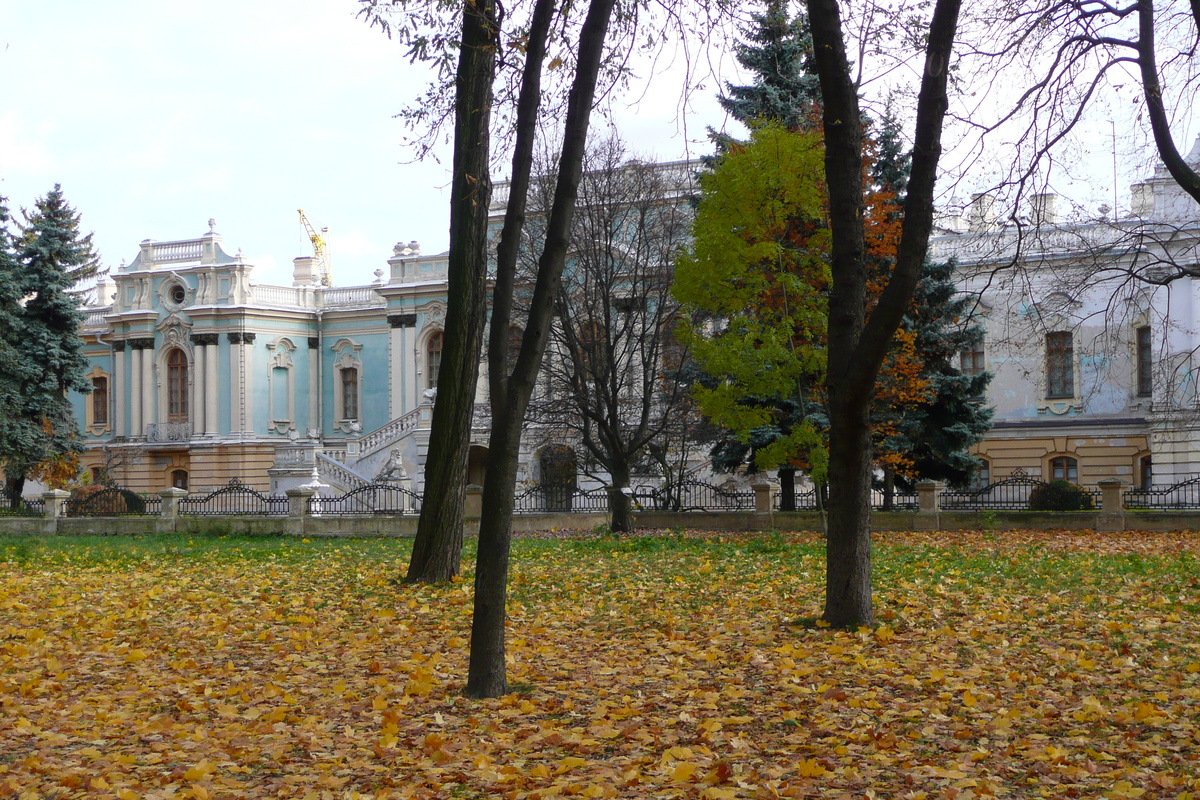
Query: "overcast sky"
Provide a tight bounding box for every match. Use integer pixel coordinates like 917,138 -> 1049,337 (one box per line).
1,0 -> 732,289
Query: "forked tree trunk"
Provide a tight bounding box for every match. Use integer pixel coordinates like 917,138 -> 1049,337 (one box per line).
467,0 -> 617,698
405,0 -> 497,584
806,0 -> 961,627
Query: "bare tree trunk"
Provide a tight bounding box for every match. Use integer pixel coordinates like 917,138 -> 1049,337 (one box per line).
405,0 -> 497,584
467,0 -> 617,698
779,467 -> 796,512
806,0 -> 961,627
607,460 -> 633,532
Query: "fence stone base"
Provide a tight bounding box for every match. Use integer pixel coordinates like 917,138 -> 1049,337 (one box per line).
11,508 -> 1200,537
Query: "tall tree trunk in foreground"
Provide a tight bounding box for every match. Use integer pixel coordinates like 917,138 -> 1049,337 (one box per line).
405,0 -> 498,584
467,0 -> 617,698
606,459 -> 634,533
806,0 -> 961,627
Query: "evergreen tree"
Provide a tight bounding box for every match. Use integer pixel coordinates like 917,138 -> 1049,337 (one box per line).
0,186 -> 95,498
719,0 -> 819,130
0,197 -> 37,505
889,258 -> 992,488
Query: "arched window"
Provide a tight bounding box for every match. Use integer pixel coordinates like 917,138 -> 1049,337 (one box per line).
167,349 -> 189,422
342,366 -> 359,421
1049,455 -> 1079,482
171,470 -> 189,490
427,331 -> 443,389
91,376 -> 109,426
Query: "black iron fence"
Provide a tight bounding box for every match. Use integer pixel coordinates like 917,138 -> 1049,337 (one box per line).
65,486 -> 162,517
514,485 -> 611,514
1124,476 -> 1200,509
0,489 -> 43,517
939,475 -> 1100,511
179,479 -> 288,516
635,480 -> 756,512
771,488 -> 918,511
314,483 -> 422,515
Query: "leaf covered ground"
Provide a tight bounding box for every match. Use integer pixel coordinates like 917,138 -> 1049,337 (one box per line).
2,529 -> 1199,799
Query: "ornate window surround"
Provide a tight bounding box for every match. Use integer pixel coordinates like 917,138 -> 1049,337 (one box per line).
266,337 -> 297,435
85,366 -> 111,435
330,337 -> 364,433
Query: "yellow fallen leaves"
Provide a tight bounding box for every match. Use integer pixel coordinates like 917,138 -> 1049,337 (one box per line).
1,529 -> 1200,798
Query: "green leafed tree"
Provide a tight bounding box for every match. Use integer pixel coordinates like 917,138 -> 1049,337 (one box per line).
0,186 -> 96,499
673,124 -> 831,486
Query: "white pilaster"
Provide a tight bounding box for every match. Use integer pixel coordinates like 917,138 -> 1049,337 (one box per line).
141,345 -> 154,431
193,344 -> 206,434
389,324 -> 404,417
205,341 -> 219,435
114,345 -> 126,438
130,347 -> 143,437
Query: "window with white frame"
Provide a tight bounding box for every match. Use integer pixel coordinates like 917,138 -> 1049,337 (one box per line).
1045,331 -> 1074,399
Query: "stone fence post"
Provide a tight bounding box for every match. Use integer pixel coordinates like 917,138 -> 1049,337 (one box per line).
914,480 -> 941,531
752,482 -> 774,514
285,487 -> 316,536
464,484 -> 483,518
158,487 -> 187,534
42,489 -> 70,535
1096,478 -> 1125,532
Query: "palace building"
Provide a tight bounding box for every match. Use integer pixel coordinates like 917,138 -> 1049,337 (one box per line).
60,143 -> 1200,496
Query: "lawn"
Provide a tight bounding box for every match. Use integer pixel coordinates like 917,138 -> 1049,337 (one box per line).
1,529 -> 1199,799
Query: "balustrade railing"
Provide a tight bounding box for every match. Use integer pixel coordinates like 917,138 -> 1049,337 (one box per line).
146,422 -> 193,443
316,452 -> 372,490
358,408 -> 423,457
321,287 -> 385,308
250,285 -> 308,308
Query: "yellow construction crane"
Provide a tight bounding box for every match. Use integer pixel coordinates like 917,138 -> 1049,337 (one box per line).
298,208 -> 332,287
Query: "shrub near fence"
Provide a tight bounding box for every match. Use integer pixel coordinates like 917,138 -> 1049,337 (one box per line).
65,485 -> 160,517
939,474 -> 1100,511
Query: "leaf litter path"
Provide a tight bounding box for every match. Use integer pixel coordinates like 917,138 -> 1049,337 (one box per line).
1,529 -> 1199,799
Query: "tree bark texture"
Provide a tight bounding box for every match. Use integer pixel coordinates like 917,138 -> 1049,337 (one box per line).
467,0 -> 618,698
806,0 -> 961,627
405,0 -> 498,585
779,467 -> 796,512
606,460 -> 633,533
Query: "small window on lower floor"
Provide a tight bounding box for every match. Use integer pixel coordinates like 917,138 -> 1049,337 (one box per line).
1138,455 -> 1152,490
1050,455 -> 1079,482
171,470 -> 189,490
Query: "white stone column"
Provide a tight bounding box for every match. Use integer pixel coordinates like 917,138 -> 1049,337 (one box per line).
205,340 -> 219,436
140,341 -> 154,432
308,336 -> 320,434
114,342 -> 127,438
130,346 -> 143,437
243,333 -> 256,434
388,316 -> 405,418
193,342 -> 206,435
229,333 -> 243,434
